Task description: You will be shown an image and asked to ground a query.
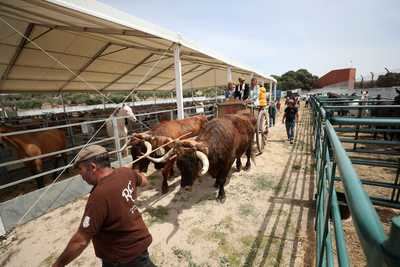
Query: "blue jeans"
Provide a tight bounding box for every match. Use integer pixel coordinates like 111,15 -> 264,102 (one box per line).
285,121 -> 295,140
269,115 -> 276,127
102,251 -> 156,267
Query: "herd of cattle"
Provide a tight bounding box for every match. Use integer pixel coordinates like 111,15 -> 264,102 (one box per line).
0,110 -> 256,202
129,111 -> 256,201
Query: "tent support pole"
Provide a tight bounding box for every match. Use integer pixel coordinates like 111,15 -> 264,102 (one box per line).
269,81 -> 273,103
274,82 -> 277,101
60,93 -> 75,146
174,44 -> 184,119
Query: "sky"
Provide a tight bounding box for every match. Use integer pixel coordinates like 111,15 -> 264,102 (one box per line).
101,0 -> 400,80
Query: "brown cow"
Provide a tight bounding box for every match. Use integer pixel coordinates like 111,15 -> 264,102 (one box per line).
173,114 -> 255,202
223,112 -> 256,171
130,115 -> 208,193
0,126 -> 67,188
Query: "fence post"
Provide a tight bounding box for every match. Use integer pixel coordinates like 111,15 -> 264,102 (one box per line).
112,117 -> 123,166
383,217 -> 400,266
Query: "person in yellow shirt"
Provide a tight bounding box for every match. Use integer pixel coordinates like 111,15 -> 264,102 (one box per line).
258,83 -> 267,109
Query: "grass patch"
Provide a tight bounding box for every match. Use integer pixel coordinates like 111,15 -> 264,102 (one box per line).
39,251 -> 58,267
253,176 -> 275,191
171,247 -> 202,267
148,175 -> 159,186
144,206 -> 169,224
239,204 -> 256,218
187,228 -> 206,245
208,224 -> 242,266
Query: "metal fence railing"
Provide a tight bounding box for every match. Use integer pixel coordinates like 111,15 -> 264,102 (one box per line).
310,95 -> 400,267
0,102 -> 216,191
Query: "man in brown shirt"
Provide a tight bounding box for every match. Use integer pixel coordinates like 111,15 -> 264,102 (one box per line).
53,145 -> 156,267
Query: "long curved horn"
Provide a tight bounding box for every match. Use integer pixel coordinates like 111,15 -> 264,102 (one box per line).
146,148 -> 175,163
143,141 -> 152,155
196,151 -> 209,175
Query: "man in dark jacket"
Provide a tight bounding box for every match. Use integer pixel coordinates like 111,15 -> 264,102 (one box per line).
234,77 -> 250,100
282,100 -> 299,144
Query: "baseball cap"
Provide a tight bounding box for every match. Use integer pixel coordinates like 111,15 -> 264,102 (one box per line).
74,145 -> 108,167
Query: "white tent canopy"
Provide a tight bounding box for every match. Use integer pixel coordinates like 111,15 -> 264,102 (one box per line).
0,0 -> 276,94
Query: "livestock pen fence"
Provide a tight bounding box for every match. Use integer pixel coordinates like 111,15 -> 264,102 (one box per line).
0,100 -> 217,236
310,95 -> 400,266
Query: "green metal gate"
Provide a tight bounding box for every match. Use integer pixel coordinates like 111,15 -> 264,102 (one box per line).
310,95 -> 400,267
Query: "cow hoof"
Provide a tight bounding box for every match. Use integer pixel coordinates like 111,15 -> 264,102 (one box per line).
243,165 -> 251,171
216,196 -> 226,203
161,186 -> 169,194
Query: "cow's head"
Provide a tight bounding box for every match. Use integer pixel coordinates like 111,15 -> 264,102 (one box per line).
175,140 -> 209,190
130,133 -> 152,171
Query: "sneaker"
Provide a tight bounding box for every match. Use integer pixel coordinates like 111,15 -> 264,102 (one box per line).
290,139 -> 294,144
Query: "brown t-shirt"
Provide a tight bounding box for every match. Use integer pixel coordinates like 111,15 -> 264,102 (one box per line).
79,167 -> 152,263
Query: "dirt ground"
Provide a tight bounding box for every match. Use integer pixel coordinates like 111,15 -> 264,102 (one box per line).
0,107 -> 317,267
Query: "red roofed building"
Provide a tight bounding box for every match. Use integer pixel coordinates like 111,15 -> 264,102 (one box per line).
315,68 -> 356,89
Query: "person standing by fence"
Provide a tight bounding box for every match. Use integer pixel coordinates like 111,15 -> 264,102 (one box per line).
282,99 -> 299,144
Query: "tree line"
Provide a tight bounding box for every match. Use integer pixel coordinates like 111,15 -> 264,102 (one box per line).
272,69 -> 319,91
355,72 -> 400,89
0,87 -> 224,110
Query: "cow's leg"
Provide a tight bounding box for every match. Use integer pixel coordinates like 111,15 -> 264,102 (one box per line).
216,168 -> 229,202
32,160 -> 45,189
244,146 -> 252,171
161,160 -> 174,193
169,157 -> 176,178
236,157 -> 242,171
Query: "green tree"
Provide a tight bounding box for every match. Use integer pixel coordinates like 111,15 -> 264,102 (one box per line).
376,72 -> 400,87
273,69 -> 318,91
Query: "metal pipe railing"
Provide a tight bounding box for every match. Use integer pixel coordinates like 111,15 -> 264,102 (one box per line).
310,95 -> 400,267
1,103 -> 215,137
325,120 -> 388,266
0,102 -> 215,190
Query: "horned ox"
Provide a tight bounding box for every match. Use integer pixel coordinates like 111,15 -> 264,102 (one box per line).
166,113 -> 255,201
130,115 -> 208,193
